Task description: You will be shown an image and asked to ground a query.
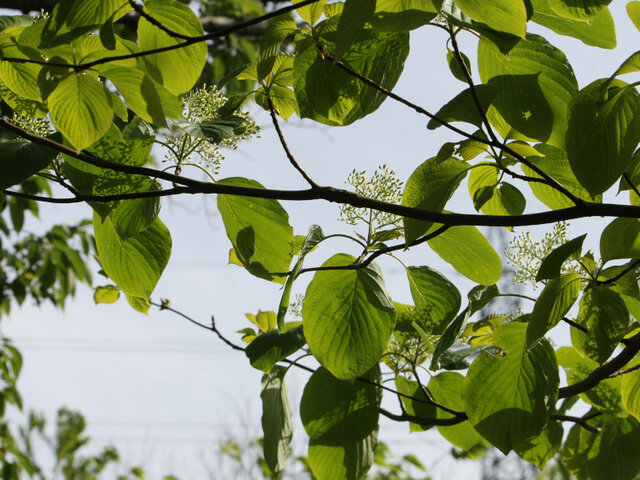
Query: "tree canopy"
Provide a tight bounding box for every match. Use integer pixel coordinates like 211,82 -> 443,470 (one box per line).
2,0 -> 640,479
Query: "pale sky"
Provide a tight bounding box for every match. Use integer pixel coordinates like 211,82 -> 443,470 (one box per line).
3,3 -> 639,478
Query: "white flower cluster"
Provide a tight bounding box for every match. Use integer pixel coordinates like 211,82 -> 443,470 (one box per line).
12,114 -> 51,137
164,85 -> 259,174
338,164 -> 404,233
505,221 -> 579,287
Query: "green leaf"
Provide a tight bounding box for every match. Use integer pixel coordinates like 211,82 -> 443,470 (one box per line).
402,157 -> 470,243
301,365 -> 381,443
455,0 -> 527,37
245,327 -> 306,373
536,235 -> 586,281
463,322 -> 559,454
257,15 -> 297,82
522,144 -> 600,208
468,166 -> 526,217
308,434 -> 377,480
547,0 -> 611,22
430,285 -> 499,369
246,311 -> 278,333
394,376 -> 437,432
530,0 -> 616,49
514,421 -> 563,469
406,266 -> 461,335
427,85 -> 499,130
257,85 -> 298,120
93,213 -> 171,299
93,285 -> 120,304
334,0 -> 376,61
566,79 -> 640,196
0,139 -> 58,190
571,287 -> 629,364
137,0 -> 207,95
428,226 -> 502,285
557,346 -> 624,413
108,182 -> 161,239
446,49 -> 471,82
629,1 -> 640,32
303,254 -> 395,380
370,0 -> 441,32
51,0 -> 131,28
48,73 -> 113,151
295,0 -> 327,25
563,414 -> 640,480
600,218 -> 640,263
173,117 -> 246,143
97,65 -> 183,125
261,366 -> 293,475
428,372 -> 488,453
478,34 -> 578,148
217,177 -> 293,284
0,47 -> 42,101
526,273 -> 582,347
621,359 -> 640,421
294,23 -> 409,126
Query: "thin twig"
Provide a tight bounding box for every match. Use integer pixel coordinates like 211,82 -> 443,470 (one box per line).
267,96 -> 318,188
562,317 -> 589,334
607,362 -> 640,378
623,172 -> 640,199
595,258 -> 640,286
549,414 -> 600,434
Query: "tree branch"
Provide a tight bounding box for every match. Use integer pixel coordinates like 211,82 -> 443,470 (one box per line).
267,96 -> 318,188
549,414 -> 600,433
558,331 -> 640,398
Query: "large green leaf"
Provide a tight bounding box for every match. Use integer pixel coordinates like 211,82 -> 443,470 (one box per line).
478,34 -> 578,147
600,218 -> 640,263
406,266 -> 461,335
300,366 -> 381,444
108,181 -> 161,239
402,157 -> 470,243
566,79 -> 640,196
0,46 -> 41,101
455,0 -> 526,37
217,177 -> 293,285
97,64 -> 183,125
621,359 -> 640,421
302,254 -> 395,380
530,0 -> 616,49
463,322 -> 559,453
571,287 -> 629,364
526,273 -> 581,347
557,346 -> 624,414
522,144 -> 600,209
428,226 -> 502,285
308,434 -> 377,480
514,421 -> 563,469
261,366 -> 293,475
427,85 -> 499,130
293,21 -> 409,126
93,213 -> 171,299
428,372 -> 488,454
302,366 -> 380,480
137,0 -> 207,95
334,0 -> 376,61
46,0 -> 130,29
257,15 -> 297,82
563,414 -> 640,480
370,0 -> 441,32
547,0 -> 611,22
0,139 -> 59,189
48,73 -> 113,151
